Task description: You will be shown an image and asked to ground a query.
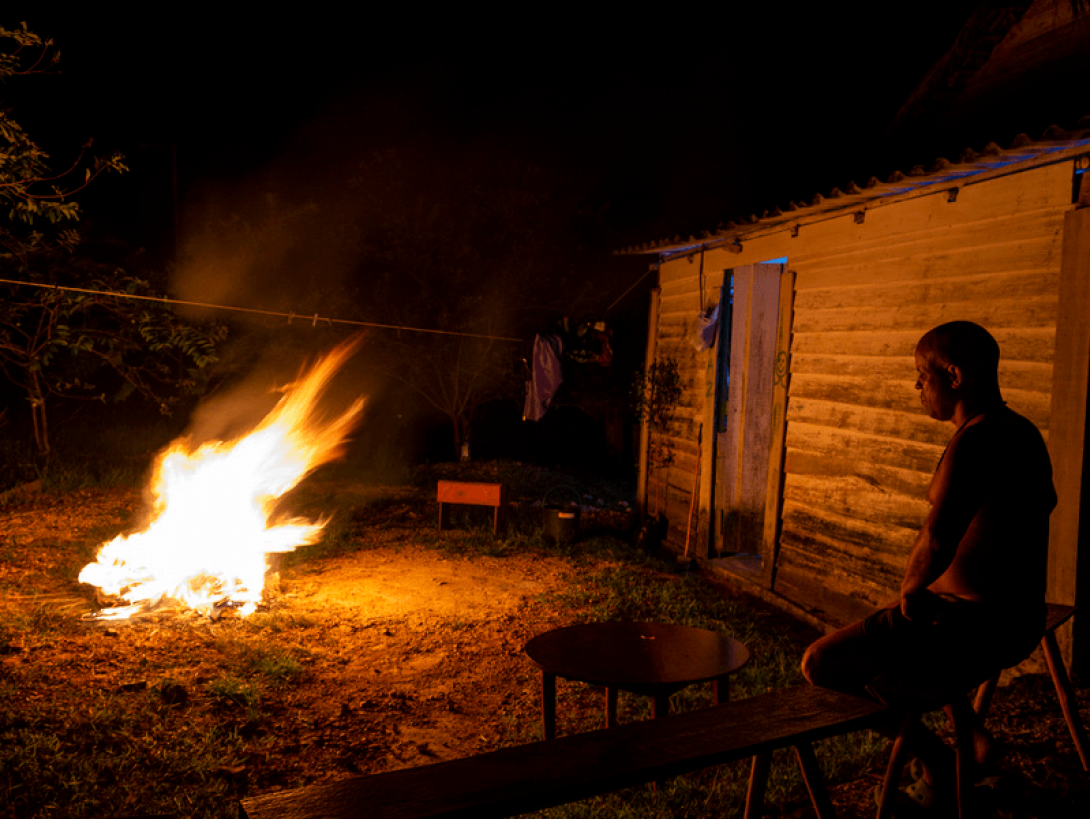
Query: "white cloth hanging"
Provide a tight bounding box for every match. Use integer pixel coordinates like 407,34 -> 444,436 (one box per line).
691,301 -> 719,352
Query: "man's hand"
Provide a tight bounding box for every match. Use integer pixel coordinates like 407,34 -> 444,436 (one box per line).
901,589 -> 942,623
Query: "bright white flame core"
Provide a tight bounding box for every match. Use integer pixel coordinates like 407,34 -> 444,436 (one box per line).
79,337 -> 365,619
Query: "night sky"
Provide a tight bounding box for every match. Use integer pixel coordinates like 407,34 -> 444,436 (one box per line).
7,4 -> 986,260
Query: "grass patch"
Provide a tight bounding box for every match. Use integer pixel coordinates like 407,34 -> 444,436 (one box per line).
0,604 -> 84,652
208,634 -> 310,691
0,687 -> 246,819
207,676 -> 262,714
243,647 -> 306,687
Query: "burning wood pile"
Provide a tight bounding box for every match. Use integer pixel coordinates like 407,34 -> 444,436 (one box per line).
78,337 -> 366,621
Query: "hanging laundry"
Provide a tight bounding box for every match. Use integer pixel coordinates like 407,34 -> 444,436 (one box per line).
577,321 -> 613,366
566,320 -> 613,366
691,301 -> 719,352
523,333 -> 564,421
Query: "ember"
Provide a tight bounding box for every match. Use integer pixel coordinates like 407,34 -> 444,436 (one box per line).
79,336 -> 366,619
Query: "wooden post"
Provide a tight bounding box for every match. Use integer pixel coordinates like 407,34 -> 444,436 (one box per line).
637,286 -> 661,517
764,265 -> 794,589
1049,206 -> 1090,675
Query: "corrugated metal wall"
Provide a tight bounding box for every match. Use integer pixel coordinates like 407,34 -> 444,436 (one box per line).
775,162 -> 1071,624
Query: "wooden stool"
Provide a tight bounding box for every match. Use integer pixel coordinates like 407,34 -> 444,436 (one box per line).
878,604 -> 1089,818
437,481 -> 507,535
873,686 -> 979,819
972,603 -> 1089,771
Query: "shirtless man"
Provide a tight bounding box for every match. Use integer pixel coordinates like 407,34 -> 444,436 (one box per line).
801,321 -> 1056,799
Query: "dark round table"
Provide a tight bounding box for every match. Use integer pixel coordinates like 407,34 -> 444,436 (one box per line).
524,621 -> 750,739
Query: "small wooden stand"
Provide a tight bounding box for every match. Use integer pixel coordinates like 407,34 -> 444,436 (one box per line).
437,481 -> 507,535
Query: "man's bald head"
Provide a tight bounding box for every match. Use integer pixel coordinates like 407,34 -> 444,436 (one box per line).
916,321 -> 1000,385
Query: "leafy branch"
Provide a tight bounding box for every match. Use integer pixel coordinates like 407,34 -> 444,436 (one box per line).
0,24 -> 224,456
0,24 -> 127,238
629,357 -> 682,430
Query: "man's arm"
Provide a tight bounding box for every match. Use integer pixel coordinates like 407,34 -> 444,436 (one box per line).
901,429 -> 986,619
900,509 -> 956,619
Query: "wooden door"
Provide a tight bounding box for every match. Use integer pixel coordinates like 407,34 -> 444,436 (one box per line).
713,263 -> 786,577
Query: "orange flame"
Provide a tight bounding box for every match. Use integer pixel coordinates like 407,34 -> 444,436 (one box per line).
79,337 -> 366,619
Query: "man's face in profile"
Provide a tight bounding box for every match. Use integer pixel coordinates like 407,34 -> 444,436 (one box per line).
914,350 -> 958,422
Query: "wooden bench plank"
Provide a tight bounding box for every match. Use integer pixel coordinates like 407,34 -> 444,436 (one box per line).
239,686 -> 884,819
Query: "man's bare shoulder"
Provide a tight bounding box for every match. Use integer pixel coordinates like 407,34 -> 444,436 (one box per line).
940,405 -> 1054,510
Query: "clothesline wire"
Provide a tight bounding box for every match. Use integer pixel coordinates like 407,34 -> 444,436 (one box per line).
0,277 -> 523,343
604,264 -> 655,314
2,261 -> 656,341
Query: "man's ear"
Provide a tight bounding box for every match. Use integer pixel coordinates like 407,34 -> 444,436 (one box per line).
946,364 -> 964,389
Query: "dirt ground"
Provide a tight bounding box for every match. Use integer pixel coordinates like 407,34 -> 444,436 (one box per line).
3,483 -> 1090,818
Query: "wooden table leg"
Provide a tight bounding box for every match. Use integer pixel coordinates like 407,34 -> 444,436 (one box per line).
605,686 -> 618,729
541,671 -> 556,740
877,712 -> 914,819
652,692 -> 670,720
714,674 -> 730,704
794,741 -> 836,819
743,751 -> 771,819
651,691 -> 672,791
1043,627 -> 1090,770
972,674 -> 999,717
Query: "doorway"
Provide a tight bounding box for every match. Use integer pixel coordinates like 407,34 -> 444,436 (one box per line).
712,262 -> 790,582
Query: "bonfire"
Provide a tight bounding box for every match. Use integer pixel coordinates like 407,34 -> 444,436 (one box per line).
79,337 -> 366,619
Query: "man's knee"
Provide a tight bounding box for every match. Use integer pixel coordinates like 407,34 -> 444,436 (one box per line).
799,624 -> 875,696
800,641 -> 828,687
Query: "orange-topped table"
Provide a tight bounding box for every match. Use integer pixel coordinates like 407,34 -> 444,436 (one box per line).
437,480 -> 507,534
524,621 -> 750,739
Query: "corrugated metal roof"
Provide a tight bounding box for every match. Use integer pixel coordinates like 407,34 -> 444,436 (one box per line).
621,119 -> 1090,258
